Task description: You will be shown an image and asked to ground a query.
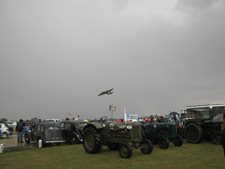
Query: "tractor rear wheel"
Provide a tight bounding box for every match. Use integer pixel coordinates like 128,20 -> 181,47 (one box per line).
185,123 -> 202,143
83,127 -> 102,154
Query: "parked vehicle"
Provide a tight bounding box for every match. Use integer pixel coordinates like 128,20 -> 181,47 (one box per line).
143,122 -> 183,149
59,119 -> 87,143
184,104 -> 225,144
4,121 -> 15,135
25,122 -> 65,146
5,121 -> 17,128
83,117 -> 153,158
0,123 -> 10,138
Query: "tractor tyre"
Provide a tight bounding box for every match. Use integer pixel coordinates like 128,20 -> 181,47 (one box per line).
159,138 -> 169,149
118,143 -> 132,158
173,135 -> 183,147
185,123 -> 202,143
140,139 -> 153,154
83,127 -> 102,154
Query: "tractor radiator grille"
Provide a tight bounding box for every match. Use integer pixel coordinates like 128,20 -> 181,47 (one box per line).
131,125 -> 142,140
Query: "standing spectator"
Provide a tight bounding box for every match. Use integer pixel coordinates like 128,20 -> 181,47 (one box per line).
222,109 -> 225,157
16,119 -> 24,143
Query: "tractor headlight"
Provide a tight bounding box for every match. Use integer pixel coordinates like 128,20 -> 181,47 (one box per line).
127,125 -> 132,129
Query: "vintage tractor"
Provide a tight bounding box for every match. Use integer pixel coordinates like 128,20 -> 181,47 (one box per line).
143,122 -> 183,149
183,104 -> 225,144
82,117 -> 153,158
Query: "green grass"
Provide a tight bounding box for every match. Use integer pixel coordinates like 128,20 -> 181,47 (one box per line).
0,142 -> 225,169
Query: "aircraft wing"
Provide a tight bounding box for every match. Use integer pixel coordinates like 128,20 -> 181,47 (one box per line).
97,88 -> 114,96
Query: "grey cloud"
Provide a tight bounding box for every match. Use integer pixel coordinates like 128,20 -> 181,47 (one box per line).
1,0 -> 225,120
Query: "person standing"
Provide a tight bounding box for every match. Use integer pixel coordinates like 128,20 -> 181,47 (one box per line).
222,109 -> 225,156
16,119 -> 24,143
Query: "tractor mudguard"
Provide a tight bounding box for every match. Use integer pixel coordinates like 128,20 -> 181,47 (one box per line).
84,122 -> 103,131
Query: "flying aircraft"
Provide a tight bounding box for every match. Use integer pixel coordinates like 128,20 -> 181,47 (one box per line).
98,88 -> 114,96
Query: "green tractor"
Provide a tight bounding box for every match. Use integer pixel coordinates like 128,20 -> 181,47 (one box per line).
143,122 -> 183,149
82,117 -> 153,158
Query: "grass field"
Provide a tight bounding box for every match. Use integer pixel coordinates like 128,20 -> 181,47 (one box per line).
0,142 -> 225,169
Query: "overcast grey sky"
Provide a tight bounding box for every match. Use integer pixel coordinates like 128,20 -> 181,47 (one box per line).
1,0 -> 225,120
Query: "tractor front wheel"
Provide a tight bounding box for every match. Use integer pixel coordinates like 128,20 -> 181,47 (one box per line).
173,135 -> 183,147
140,139 -> 153,154
159,138 -> 169,149
118,143 -> 132,158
